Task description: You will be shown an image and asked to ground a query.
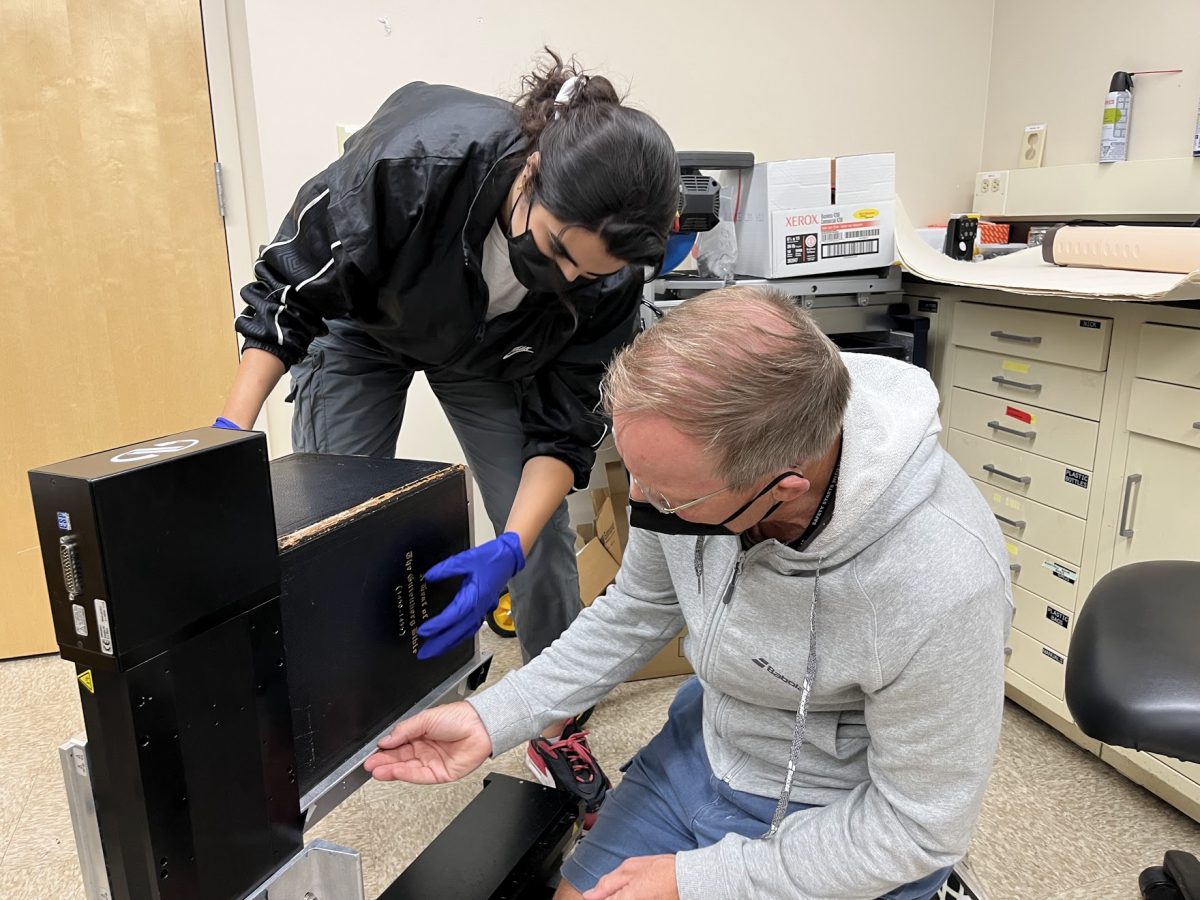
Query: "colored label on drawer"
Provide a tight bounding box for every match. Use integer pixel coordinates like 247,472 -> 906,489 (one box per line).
1001,359 -> 1031,374
1042,647 -> 1065,664
1064,469 -> 1089,489
1005,405 -> 1035,424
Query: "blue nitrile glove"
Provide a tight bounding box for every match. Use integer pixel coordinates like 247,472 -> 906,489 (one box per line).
417,532 -> 526,659
212,417 -> 242,430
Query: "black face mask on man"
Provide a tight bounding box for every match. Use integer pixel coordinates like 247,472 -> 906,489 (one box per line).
506,196 -> 591,296
629,472 -> 801,537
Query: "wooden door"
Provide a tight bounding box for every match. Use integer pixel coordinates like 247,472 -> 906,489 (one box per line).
0,0 -> 239,658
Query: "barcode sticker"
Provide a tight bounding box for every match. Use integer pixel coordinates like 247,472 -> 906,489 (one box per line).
823,227 -> 880,241
821,239 -> 880,259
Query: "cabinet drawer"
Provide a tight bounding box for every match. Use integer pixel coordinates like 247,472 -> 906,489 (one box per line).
1126,378 -> 1200,452
1006,538 -> 1082,612
953,303 -> 1112,371
1137,323 -> 1200,389
950,387 -> 1098,469
1011,585 -> 1072,655
971,478 -> 1086,564
1007,626 -> 1067,700
949,430 -> 1092,518
953,347 -> 1107,421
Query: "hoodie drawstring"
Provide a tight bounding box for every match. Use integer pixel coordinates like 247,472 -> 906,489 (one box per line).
763,557 -> 823,839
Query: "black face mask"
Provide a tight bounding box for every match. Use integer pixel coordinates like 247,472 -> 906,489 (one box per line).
629,472 -> 800,537
507,198 -> 592,295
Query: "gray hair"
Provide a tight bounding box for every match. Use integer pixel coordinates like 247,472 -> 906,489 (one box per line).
602,286 -> 851,489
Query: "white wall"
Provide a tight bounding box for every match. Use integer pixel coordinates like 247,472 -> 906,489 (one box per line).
981,0 -> 1200,171
239,1 -> 997,225
224,1 -> 999,538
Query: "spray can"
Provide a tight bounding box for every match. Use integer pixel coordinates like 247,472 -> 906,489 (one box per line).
1100,71 -> 1133,163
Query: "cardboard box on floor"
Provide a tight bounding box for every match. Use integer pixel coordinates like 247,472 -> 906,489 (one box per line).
594,496 -> 622,565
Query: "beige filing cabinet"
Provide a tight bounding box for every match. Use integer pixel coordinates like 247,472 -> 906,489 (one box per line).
907,281 -> 1200,821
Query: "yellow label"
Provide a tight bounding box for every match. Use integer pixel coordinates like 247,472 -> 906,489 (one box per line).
1028,414 -> 1037,425
1007,543 -> 1019,557
992,492 -> 1003,505
1001,359 -> 1031,374
78,670 -> 94,694
853,208 -> 879,220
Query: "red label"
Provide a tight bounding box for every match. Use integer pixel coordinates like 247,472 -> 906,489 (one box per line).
1005,406 -> 1032,424
785,213 -> 821,227
821,221 -> 876,231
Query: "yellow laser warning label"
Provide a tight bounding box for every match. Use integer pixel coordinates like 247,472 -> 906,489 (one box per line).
78,670 -> 94,694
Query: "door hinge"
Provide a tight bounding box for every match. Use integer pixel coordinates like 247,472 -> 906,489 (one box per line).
214,161 -> 226,219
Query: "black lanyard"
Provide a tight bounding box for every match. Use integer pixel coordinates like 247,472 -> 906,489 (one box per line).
789,444 -> 842,552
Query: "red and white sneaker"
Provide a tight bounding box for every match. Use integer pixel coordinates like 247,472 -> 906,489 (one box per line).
526,717 -> 611,828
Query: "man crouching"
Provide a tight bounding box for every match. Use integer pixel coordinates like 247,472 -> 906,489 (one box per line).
365,285 -> 1013,900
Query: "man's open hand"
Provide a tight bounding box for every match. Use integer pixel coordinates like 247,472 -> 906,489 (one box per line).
363,701 -> 492,783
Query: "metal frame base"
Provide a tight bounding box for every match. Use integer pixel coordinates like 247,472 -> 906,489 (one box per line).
247,840 -> 364,900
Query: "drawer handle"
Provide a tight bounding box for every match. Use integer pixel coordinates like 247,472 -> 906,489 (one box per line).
1193,422 -> 1200,430
990,329 -> 1043,345
994,513 -> 1027,529
991,375 -> 1043,392
988,420 -> 1037,440
1009,562 -> 1022,575
1119,473 -> 1142,538
983,463 -> 1031,485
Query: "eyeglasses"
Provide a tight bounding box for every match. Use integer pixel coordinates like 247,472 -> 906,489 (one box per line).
629,475 -> 731,515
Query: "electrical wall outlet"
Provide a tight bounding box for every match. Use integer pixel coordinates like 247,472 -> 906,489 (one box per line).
1019,123 -> 1047,169
973,170 -> 1008,216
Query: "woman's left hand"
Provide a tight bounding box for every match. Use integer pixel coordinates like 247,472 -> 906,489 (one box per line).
416,532 -> 525,658
583,855 -> 679,900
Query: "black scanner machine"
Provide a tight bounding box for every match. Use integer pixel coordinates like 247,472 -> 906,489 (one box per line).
28,428 -> 582,899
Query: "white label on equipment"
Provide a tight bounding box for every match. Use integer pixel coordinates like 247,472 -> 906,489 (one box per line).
94,599 -> 113,655
110,439 -> 199,465
72,604 -> 88,637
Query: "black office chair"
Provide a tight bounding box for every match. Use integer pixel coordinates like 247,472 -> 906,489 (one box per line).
1066,561 -> 1200,900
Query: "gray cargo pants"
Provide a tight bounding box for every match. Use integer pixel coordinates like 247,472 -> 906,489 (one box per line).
287,319 -> 582,663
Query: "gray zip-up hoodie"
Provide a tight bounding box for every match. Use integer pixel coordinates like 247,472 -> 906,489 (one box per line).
469,354 -> 1013,899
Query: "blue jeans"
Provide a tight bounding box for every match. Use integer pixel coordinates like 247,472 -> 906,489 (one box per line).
561,678 -> 952,899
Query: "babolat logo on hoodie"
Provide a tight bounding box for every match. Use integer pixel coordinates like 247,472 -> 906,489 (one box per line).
751,657 -> 803,693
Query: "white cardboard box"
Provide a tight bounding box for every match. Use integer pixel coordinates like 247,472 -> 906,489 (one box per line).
733,153 -> 896,279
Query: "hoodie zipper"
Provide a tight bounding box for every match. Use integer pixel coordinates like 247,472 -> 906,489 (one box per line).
721,556 -> 745,605
697,548 -> 746,682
